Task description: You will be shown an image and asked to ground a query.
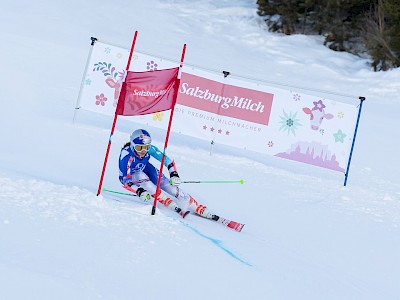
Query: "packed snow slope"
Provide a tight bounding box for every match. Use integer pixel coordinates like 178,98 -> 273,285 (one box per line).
1,0 -> 399,299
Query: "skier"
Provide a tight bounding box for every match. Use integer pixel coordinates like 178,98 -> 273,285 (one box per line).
118,129 -> 219,220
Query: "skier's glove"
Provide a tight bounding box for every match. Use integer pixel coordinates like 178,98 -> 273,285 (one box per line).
137,187 -> 151,202
169,171 -> 181,186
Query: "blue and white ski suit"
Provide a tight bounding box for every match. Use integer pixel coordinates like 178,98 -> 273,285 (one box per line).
118,143 -> 191,209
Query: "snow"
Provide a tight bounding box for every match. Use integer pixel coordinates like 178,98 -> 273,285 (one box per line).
1,0 -> 400,299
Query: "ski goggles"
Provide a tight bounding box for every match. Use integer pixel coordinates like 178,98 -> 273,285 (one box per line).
134,144 -> 150,152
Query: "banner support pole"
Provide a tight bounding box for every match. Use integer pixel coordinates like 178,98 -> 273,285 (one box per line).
344,96 -> 365,186
152,44 -> 187,215
96,31 -> 138,196
73,37 -> 97,124
209,70 -> 231,156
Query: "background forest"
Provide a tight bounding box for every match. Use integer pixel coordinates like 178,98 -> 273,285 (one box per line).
256,0 -> 400,71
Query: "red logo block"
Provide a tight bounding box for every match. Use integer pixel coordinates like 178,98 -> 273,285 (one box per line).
177,73 -> 274,126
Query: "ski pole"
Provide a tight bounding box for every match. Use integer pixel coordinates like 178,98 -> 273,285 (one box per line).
102,188 -> 136,196
182,179 -> 245,184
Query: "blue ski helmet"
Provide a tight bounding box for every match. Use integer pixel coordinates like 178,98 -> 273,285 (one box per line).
130,129 -> 151,153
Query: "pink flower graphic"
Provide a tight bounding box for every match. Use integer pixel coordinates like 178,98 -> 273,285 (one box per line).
95,93 -> 108,106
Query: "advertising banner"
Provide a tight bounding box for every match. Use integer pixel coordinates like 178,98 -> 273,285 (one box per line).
76,40 -> 359,173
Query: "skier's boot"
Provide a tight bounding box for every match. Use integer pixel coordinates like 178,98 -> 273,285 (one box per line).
191,199 -> 219,221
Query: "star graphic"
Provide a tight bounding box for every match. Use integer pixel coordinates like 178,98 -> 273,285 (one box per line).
312,100 -> 326,112
333,129 -> 346,143
203,125 -> 207,130
210,127 -> 215,132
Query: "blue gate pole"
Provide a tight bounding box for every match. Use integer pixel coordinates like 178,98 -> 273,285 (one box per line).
344,96 -> 366,186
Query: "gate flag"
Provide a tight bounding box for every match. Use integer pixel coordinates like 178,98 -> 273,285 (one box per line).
116,67 -> 179,116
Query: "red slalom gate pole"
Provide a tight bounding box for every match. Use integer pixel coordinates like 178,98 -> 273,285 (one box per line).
96,31 -> 138,196
151,44 -> 187,215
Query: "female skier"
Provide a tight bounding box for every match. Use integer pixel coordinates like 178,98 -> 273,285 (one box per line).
118,129 -> 219,220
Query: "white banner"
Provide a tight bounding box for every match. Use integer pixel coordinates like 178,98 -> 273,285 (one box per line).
77,40 -> 360,173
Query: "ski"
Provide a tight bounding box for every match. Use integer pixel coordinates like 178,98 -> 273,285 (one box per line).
213,216 -> 245,232
102,188 -> 244,230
